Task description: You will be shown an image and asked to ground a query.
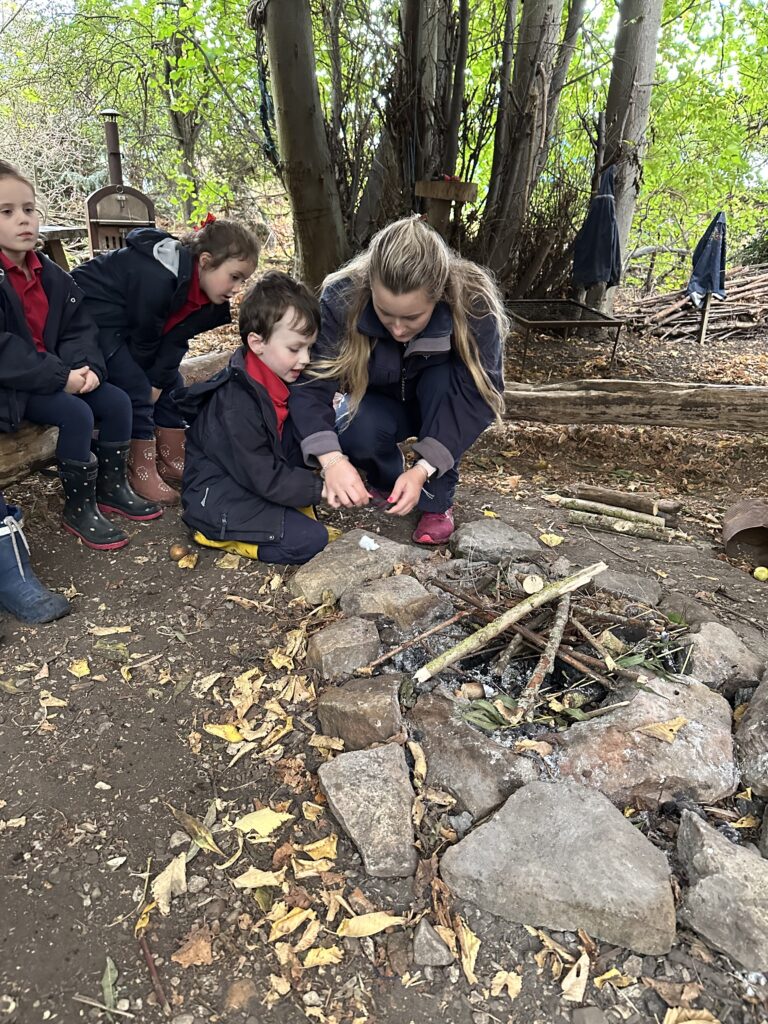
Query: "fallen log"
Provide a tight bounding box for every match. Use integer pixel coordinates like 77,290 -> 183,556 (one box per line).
503,379 -> 768,432
567,484 -> 681,519
566,509 -> 675,542
0,349 -> 233,487
549,495 -> 666,529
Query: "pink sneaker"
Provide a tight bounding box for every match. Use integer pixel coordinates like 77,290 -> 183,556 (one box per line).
412,507 -> 455,545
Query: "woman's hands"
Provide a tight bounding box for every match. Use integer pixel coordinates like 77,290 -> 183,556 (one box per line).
65,367 -> 100,394
384,465 -> 430,515
319,453 -> 370,508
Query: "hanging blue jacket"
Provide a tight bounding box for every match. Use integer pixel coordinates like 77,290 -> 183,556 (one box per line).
289,277 -> 504,477
71,228 -> 230,390
174,349 -> 323,543
0,254 -> 105,432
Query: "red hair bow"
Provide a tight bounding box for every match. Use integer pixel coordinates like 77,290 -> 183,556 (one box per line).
196,212 -> 216,230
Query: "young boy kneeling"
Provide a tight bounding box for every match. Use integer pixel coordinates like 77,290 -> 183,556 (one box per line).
176,271 -> 331,565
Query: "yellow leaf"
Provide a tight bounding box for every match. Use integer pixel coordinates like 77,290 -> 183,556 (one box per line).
234,807 -> 294,836
454,915 -> 480,985
218,831 -> 243,869
732,815 -> 760,829
308,734 -> 344,751
539,532 -> 564,547
434,925 -> 457,957
151,853 -> 187,915
177,553 -> 198,570
120,665 -> 132,683
89,625 -> 132,636
302,801 -> 325,821
292,857 -> 336,879
561,952 -> 590,1002
204,723 -> 244,744
663,1011 -> 721,1024
513,738 -> 553,757
482,509 -> 498,518
301,834 -> 338,861
261,716 -> 294,750
232,866 -> 286,889
134,901 -> 157,936
293,918 -> 322,953
336,912 -> 405,938
268,907 -> 316,942
407,741 -> 427,791
168,805 -> 225,857
735,787 -> 753,801
490,970 -> 522,1001
39,690 -> 68,708
594,967 -> 621,989
68,659 -> 90,678
269,650 -> 294,671
637,716 -> 688,743
216,552 -> 241,569
0,680 -> 19,694
304,945 -> 344,968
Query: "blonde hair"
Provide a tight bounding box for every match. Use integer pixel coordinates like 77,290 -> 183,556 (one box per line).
312,217 -> 507,422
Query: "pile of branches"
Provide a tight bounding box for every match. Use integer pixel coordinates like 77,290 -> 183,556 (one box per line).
625,264 -> 768,344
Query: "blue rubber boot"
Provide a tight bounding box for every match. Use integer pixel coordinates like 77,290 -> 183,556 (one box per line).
0,507 -> 71,624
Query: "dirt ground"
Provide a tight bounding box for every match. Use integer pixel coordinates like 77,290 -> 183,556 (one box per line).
2,324 -> 768,1024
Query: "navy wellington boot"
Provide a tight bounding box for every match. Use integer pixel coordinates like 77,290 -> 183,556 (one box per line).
0,507 -> 71,623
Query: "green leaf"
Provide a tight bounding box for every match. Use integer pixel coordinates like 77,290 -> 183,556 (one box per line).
101,956 -> 119,1020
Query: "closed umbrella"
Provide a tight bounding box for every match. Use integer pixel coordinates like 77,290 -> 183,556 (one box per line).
572,165 -> 622,291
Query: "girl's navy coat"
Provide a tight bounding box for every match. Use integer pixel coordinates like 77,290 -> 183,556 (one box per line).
0,254 -> 105,433
289,277 -> 504,476
175,350 -> 323,543
71,228 -> 230,390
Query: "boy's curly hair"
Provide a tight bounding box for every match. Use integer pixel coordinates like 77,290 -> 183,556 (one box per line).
239,270 -> 320,345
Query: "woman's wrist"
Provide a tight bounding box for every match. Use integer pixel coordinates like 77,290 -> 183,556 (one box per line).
319,452 -> 349,479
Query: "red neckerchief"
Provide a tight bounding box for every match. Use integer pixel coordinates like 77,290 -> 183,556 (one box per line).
163,257 -> 210,334
244,348 -> 289,438
0,249 -> 48,352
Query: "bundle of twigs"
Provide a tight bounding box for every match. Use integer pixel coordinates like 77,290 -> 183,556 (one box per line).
624,263 -> 768,344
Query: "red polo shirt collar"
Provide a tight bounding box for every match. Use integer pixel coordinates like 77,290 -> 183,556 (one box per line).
0,249 -> 48,352
163,258 -> 211,334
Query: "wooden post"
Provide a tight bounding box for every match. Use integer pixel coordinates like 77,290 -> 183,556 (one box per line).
415,179 -> 478,241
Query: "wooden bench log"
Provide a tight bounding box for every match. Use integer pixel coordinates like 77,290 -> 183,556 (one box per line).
0,349 -> 233,488
504,379 -> 768,433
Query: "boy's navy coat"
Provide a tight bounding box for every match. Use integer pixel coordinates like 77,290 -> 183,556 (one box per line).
289,276 -> 504,476
0,254 -> 106,432
175,349 -> 323,544
71,228 -> 230,390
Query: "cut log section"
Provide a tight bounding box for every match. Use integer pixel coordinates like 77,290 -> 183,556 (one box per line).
0,349 -> 233,487
504,379 -> 768,432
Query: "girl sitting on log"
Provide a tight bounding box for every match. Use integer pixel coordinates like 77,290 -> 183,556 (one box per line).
72,216 -> 261,504
0,160 -> 162,565
290,216 -> 507,544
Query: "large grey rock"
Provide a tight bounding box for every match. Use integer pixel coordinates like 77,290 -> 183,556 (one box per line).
735,670 -> 768,796
408,693 -> 539,819
555,674 -> 739,806
683,621 -> 763,690
659,591 -> 718,628
412,919 -> 454,966
317,675 -> 403,750
450,519 -> 541,564
318,744 -> 417,877
290,528 -> 430,605
340,575 -> 450,629
440,782 -> 676,955
678,810 -> 768,970
596,569 -> 661,608
306,617 -> 379,679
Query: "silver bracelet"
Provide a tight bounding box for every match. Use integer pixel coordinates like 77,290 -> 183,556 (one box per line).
320,452 -> 348,479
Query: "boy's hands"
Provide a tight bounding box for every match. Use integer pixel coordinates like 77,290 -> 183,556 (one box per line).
319,455 -> 369,508
385,465 -> 430,515
79,369 -> 100,393
64,367 -> 90,394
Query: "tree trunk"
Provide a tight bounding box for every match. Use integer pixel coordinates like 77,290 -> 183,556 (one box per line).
503,379 -> 768,431
262,0 -> 347,290
603,0 -> 665,306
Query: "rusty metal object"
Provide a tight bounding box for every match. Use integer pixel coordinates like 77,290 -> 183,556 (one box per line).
722,498 -> 768,564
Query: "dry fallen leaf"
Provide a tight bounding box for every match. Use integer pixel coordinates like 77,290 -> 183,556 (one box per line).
134,901 -> 157,936
216,552 -> 242,570
454,915 -> 480,985
300,835 -> 338,861
171,923 -> 214,968
308,734 -> 344,752
151,853 -> 187,915
232,866 -> 286,889
268,906 -> 316,942
732,815 -> 760,829
304,945 -> 344,968
67,659 -> 90,678
514,738 -> 553,757
302,801 -> 325,822
561,951 -> 590,1002
539,532 -> 565,547
637,716 -> 688,743
293,918 -> 322,953
234,807 -> 295,837
490,970 -> 522,1001
177,552 -> 198,570
89,625 -> 132,636
663,1011 -> 721,1024
336,912 -> 405,938
39,690 -> 68,708
204,722 -> 244,744
168,805 -> 225,857
407,741 -> 427,790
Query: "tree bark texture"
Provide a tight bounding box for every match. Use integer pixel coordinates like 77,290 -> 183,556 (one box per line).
263,0 -> 347,290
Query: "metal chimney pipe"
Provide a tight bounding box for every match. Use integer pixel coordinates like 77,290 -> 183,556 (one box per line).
99,109 -> 124,186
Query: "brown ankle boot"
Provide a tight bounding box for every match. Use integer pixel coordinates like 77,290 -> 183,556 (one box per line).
156,427 -> 185,484
128,439 -> 180,504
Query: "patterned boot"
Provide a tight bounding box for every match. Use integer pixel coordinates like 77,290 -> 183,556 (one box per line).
127,438 -> 179,505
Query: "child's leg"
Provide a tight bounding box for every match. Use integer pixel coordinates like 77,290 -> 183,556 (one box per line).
336,392 -> 411,491
24,392 -> 129,550
154,371 -> 186,485
257,508 -> 329,565
105,348 -> 178,504
0,494 -> 71,623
